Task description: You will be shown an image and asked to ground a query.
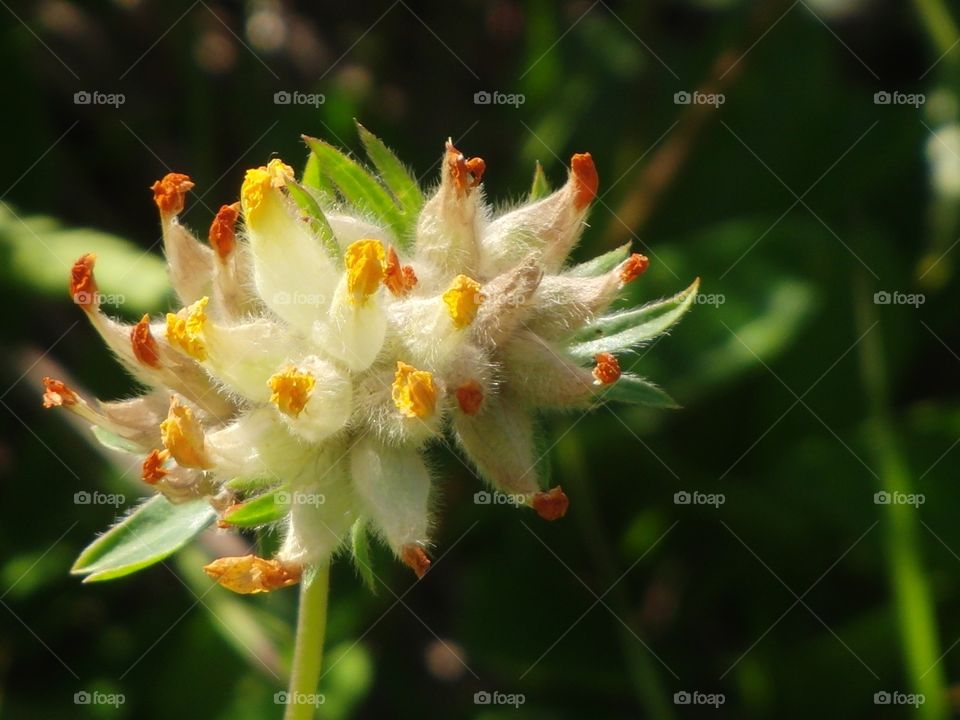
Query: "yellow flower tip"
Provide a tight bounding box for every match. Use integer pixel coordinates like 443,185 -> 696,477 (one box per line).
240,159 -> 293,223
160,397 -> 211,469
165,297 -> 209,361
208,202 -> 240,260
70,253 -> 98,310
455,379 -> 484,415
383,245 -> 418,297
267,367 -> 316,418
42,377 -> 78,408
345,238 -> 386,305
392,361 -> 437,419
570,152 -> 598,211
400,544 -> 431,579
532,486 -> 570,521
445,139 -> 485,194
592,352 -> 621,385
131,314 -> 161,368
141,449 -> 170,485
202,554 -> 301,594
442,274 -> 484,329
151,173 -> 194,216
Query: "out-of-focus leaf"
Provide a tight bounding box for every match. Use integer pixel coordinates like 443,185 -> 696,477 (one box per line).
529,160 -> 552,201
0,204 -> 169,314
302,135 -> 408,242
350,518 -> 377,593
320,641 -> 375,720
71,496 -> 215,582
566,243 -> 631,277
570,278 -> 700,359
356,121 -> 424,215
601,374 -> 680,409
222,490 -> 290,528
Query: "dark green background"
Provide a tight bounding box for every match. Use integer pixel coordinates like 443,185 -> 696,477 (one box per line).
1,0 -> 957,717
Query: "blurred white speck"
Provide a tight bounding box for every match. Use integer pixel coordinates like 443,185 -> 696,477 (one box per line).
926,123 -> 960,198
246,6 -> 288,53
195,31 -> 237,74
424,638 -> 467,681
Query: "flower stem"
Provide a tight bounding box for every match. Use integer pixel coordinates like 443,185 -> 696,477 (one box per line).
284,563 -> 331,720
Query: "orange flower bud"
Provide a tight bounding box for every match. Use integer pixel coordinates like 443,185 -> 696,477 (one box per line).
131,314 -> 161,368
571,153 -> 598,210
151,173 -> 194,216
208,202 -> 240,260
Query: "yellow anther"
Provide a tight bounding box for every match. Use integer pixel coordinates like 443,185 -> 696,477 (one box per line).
160,397 -> 210,469
442,274 -> 484,329
344,239 -> 386,305
392,361 -> 437,419
267,367 -> 316,418
203,555 -> 301,594
240,158 -> 294,223
165,297 -> 209,361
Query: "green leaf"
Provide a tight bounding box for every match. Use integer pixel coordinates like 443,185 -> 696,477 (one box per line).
529,160 -> 552,201
302,135 -> 409,243
569,277 -> 700,359
301,151 -> 338,203
566,243 -> 631,277
286,179 -> 339,256
356,121 -> 424,215
71,496 -> 216,582
222,490 -> 290,528
90,426 -> 145,454
224,476 -> 276,493
601,374 -> 680,409
350,518 -> 377,593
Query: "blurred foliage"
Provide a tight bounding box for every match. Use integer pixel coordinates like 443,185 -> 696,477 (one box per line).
1,0 -> 959,718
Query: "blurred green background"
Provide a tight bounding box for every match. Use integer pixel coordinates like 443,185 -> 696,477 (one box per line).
2,0 -> 959,717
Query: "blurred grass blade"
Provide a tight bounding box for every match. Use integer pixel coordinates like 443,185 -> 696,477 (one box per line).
302,135 -> 409,243
356,121 -> 424,214
529,160 -> 552,201
71,496 -> 216,582
565,242 -> 631,277
570,278 -> 700,359
222,489 -> 290,528
350,518 -> 377,593
602,374 -> 679,409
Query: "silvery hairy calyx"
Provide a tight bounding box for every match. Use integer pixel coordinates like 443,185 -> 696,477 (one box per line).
44,125 -> 698,596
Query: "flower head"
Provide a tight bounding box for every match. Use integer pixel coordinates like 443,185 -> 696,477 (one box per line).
47,127 -> 697,592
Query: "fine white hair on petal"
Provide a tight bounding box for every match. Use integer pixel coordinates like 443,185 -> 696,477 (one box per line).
326,212 -> 395,253
501,331 -> 594,410
312,277 -> 388,372
272,355 -> 353,443
524,270 -> 622,340
161,219 -> 214,305
350,365 -> 443,447
350,437 -> 432,556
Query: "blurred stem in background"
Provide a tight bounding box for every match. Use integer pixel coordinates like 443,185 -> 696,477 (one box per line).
854,272 -> 948,719
556,435 -> 676,719
285,564 -> 331,720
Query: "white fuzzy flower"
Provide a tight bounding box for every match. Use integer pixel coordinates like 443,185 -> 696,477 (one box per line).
45,129 -> 695,594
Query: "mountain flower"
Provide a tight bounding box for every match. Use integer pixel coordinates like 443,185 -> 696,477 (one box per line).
45,126 -> 698,594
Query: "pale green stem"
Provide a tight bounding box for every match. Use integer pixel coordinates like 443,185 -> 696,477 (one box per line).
913,0 -> 960,62
284,563 -> 331,720
854,275 -> 947,719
